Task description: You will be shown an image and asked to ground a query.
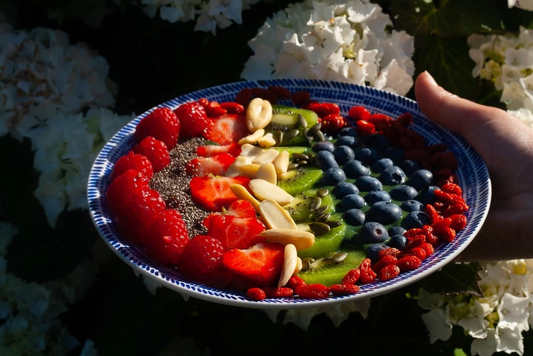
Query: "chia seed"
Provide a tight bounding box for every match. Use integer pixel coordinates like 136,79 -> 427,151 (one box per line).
150,136 -> 210,238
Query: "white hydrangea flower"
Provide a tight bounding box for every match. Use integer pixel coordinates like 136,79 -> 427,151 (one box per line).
242,0 -> 415,96
508,0 -> 533,10
468,26 -> 533,110
508,108 -> 533,128
420,260 -> 533,356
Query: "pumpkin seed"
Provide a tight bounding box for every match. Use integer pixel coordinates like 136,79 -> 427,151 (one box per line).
274,130 -> 284,145
308,123 -> 321,135
309,221 -> 331,235
288,162 -> 299,170
316,188 -> 329,198
285,129 -> 300,139
331,251 -> 348,263
298,114 -> 308,128
326,220 -> 342,228
314,130 -> 325,142
308,196 -> 322,211
292,153 -> 309,161
315,205 -> 328,216
316,212 -> 331,222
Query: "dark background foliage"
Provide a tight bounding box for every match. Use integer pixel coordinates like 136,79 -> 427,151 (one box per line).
1,0 -> 533,355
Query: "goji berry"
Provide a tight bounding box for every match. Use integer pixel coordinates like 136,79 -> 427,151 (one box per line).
295,284 -> 331,299
250,87 -> 278,103
434,189 -> 464,205
443,151 -> 458,170
356,120 -> 375,135
268,86 -> 291,98
425,204 -> 442,224
442,182 -> 463,196
419,242 -> 435,257
378,247 -> 401,259
432,217 -> 452,234
197,98 -> 209,108
379,264 -> 400,281
330,284 -> 360,296
348,106 -> 370,121
291,91 -> 311,106
399,135 -> 414,151
405,234 -> 426,250
371,254 -> 398,273
396,112 -> 413,126
342,268 -> 361,285
439,226 -> 456,243
246,287 -> 266,301
428,143 -> 448,153
367,113 -> 392,126
235,87 -> 252,106
404,228 -> 424,238
359,258 -> 377,284
449,214 -> 467,231
263,287 -> 294,298
406,247 -> 427,261
396,255 -> 422,272
307,102 -> 341,118
443,202 -> 469,217
287,275 -> 306,289
207,106 -> 227,118
423,225 -> 440,246
220,102 -> 245,114
429,152 -> 448,170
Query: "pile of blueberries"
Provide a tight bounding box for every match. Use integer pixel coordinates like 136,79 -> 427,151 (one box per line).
312,128 -> 439,261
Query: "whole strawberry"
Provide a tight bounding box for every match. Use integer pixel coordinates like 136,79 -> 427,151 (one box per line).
174,102 -> 209,139
132,136 -> 170,172
144,209 -> 189,264
110,151 -> 153,182
178,235 -> 225,283
134,107 -> 180,149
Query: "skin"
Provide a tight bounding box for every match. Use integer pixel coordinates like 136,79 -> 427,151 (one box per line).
415,71 -> 533,262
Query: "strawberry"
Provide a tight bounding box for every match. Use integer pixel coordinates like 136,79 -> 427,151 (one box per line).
207,214 -> 265,249
134,107 -> 180,149
178,235 -> 225,283
185,153 -> 235,176
203,114 -> 249,145
203,199 -> 257,229
144,209 -> 189,264
174,101 -> 209,138
320,114 -> 349,134
196,142 -> 242,157
189,175 -> 251,211
110,151 -> 153,182
222,242 -> 285,287
132,136 -> 171,172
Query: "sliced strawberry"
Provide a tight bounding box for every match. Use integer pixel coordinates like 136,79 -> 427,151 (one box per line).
203,114 -> 249,145
189,175 -> 251,211
196,142 -> 241,157
185,153 -> 235,176
208,215 -> 265,249
222,242 -> 285,287
203,199 -> 257,229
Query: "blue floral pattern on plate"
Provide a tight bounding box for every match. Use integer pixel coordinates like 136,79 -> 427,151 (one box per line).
87,79 -> 491,309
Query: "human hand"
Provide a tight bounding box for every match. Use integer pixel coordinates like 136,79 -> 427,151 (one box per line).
415,71 -> 533,262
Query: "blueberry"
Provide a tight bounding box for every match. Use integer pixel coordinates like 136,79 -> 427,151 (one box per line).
400,160 -> 421,177
314,150 -> 339,170
365,243 -> 389,262
336,135 -> 359,148
355,176 -> 383,192
337,127 -> 358,137
364,134 -> 389,150
379,166 -> 406,186
406,169 -> 433,191
366,201 -> 403,225
321,167 -> 346,186
400,199 -> 424,212
364,190 -> 391,206
343,160 -> 370,178
388,225 -> 406,236
359,222 -> 389,243
340,194 -> 366,209
354,147 -> 379,165
332,182 -> 359,198
312,141 -> 335,153
401,211 -> 431,230
416,185 -> 439,205
383,146 -> 404,162
387,234 -> 407,250
333,145 -> 355,165
343,209 -> 365,226
389,184 -> 419,201
371,158 -> 394,173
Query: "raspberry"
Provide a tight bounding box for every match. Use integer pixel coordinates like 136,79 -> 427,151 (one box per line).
246,287 -> 266,301
330,284 -> 360,296
291,91 -> 311,106
132,136 -> 170,172
144,209 -> 189,265
178,235 -> 225,283
379,265 -> 400,281
134,107 -> 180,149
235,88 -> 252,106
174,101 -> 209,138
250,87 -> 278,103
110,151 -> 153,182
320,114 -> 348,134
295,284 -> 330,299
268,86 -> 291,98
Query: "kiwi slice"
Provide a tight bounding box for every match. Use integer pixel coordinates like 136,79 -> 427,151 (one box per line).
297,218 -> 347,259
297,248 -> 366,286
266,105 -> 319,145
278,167 -> 322,196
283,188 -> 333,223
272,146 -> 311,159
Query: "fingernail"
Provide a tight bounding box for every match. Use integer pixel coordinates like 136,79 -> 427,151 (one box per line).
424,71 -> 437,86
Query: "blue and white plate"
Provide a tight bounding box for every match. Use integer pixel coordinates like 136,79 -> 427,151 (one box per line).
87,79 -> 491,309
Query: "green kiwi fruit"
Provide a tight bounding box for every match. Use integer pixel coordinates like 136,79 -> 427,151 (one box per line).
266,105 -> 319,145
297,248 -> 366,286
283,188 -> 333,223
277,167 -> 322,196
297,217 -> 347,259
272,146 -> 311,159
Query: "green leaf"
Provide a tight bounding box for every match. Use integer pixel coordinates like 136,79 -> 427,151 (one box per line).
414,35 -> 480,100
418,262 -> 482,296
390,0 -> 502,39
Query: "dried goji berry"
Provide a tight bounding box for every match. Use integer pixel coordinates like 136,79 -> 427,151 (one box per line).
251,87 -> 278,103
367,113 -> 393,126
425,204 -> 442,224
439,226 -> 456,243
330,284 -> 360,296
295,284 -> 330,299
434,189 -> 464,205
235,87 -> 252,106
404,228 -> 424,237
379,264 -> 400,281
207,106 -> 227,118
342,268 -> 361,285
432,217 -> 452,234
360,268 -> 377,284
419,242 -> 435,257
371,254 -> 398,273
396,255 -> 422,272
449,214 -> 467,231
348,106 -> 370,121
443,202 -> 469,217
287,275 -> 306,289
396,112 -> 413,127
268,86 -> 291,98
423,225 -> 440,246
378,247 -> 401,259
291,91 -> 311,106
405,234 -> 426,250
263,287 -> 294,298
197,98 -> 209,108
441,182 -> 463,195
356,120 -> 375,135
246,287 -> 266,301
307,102 -> 340,118
428,143 -> 448,153
220,102 -> 245,114
406,247 -> 427,261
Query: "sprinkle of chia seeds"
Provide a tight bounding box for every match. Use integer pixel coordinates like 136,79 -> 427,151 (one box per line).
150,136 -> 211,238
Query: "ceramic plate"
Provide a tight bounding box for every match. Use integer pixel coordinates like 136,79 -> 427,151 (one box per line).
87,79 -> 491,309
